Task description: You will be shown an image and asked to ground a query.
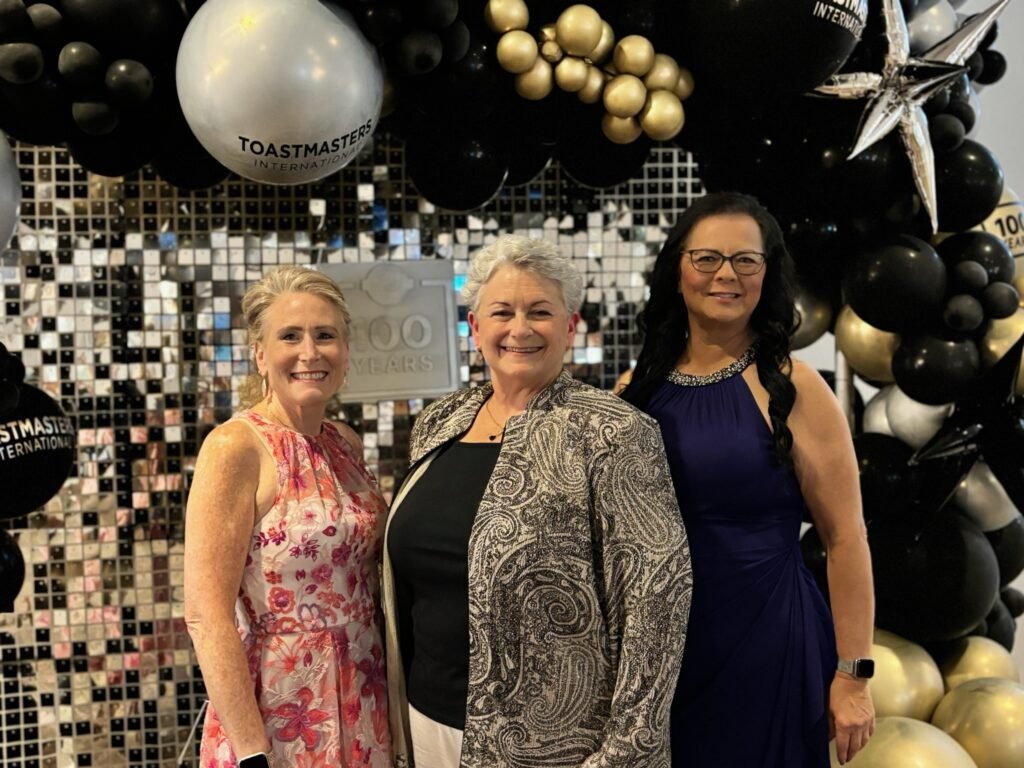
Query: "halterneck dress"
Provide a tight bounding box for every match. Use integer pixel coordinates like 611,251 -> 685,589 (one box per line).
199,410 -> 392,768
643,349 -> 836,767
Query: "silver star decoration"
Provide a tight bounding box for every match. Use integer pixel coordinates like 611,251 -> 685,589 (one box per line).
814,0 -> 1010,232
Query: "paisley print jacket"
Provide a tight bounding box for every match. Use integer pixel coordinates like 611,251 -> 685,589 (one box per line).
382,371 -> 692,767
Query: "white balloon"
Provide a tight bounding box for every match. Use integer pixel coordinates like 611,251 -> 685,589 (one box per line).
176,0 -> 383,185
0,132 -> 20,247
954,461 -> 1020,532
863,386 -> 896,437
885,386 -> 952,449
908,0 -> 959,53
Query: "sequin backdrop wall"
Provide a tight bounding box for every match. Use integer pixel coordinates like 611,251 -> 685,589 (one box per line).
0,136 -> 702,767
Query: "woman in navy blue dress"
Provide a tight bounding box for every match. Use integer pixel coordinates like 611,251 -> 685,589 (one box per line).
621,192 -> 875,766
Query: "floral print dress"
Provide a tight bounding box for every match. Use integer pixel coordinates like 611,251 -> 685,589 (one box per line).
200,411 -> 391,768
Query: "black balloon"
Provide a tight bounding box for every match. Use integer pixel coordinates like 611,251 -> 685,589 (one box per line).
0,42 -> 44,84
944,100 -> 976,135
58,41 -> 104,93
892,335 -> 980,405
395,29 -> 443,76
558,110 -> 653,189
977,49 -> 1007,85
870,508 -> 1000,643
0,71 -> 73,144
104,59 -> 153,105
25,4 -> 63,46
853,433 -> 912,523
981,282 -> 1020,319
951,260 -> 990,294
843,235 -> 947,333
409,0 -> 458,30
361,2 -> 404,46
936,139 -> 1005,232
1002,586 -> 1024,618
0,0 -> 34,43
71,100 -> 118,135
441,19 -> 470,64
984,598 -> 1015,651
679,0 -> 865,101
929,113 -> 965,153
406,125 -> 509,212
150,103 -> 231,191
58,0 -> 186,67
943,294 -> 984,333
938,231 -> 1015,283
68,114 -> 160,176
0,528 -> 25,612
0,383 -> 75,520
985,514 -> 1024,586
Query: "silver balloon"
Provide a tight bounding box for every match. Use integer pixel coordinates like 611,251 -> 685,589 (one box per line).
815,0 -> 1009,233
885,385 -> 952,448
863,386 -> 896,437
908,0 -> 958,53
0,132 -> 20,247
954,461 -> 1020,532
176,0 -> 383,185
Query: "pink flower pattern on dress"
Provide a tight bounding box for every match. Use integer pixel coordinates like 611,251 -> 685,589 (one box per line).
199,412 -> 391,768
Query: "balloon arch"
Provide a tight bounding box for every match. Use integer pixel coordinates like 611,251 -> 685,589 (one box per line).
2,0 -> 1024,764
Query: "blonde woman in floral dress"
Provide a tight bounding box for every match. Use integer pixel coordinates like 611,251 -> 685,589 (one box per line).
184,267 -> 391,768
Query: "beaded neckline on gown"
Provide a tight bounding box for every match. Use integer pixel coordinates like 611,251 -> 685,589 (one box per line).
666,345 -> 757,387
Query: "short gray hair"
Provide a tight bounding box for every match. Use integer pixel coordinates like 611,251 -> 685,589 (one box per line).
462,235 -> 584,313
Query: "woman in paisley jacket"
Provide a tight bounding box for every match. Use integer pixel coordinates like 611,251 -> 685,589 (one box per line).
382,234 -> 693,768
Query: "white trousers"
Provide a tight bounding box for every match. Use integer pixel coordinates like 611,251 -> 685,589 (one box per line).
408,703 -> 464,768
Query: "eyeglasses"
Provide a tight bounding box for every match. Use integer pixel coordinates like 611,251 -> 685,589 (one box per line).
682,249 -> 766,275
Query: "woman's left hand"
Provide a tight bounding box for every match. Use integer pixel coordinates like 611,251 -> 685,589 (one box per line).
830,673 -> 875,764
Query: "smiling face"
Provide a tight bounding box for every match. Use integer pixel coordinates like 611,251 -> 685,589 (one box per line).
253,291 -> 349,410
468,265 -> 579,395
678,213 -> 766,331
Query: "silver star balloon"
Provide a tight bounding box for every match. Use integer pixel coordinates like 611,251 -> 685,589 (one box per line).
814,0 -> 1009,232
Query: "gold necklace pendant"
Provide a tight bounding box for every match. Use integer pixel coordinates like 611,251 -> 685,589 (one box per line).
483,400 -> 506,441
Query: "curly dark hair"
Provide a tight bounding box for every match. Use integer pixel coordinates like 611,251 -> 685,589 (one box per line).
620,191 -> 799,463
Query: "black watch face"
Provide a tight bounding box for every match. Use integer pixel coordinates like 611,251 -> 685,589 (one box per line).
855,659 -> 875,679
239,755 -> 271,768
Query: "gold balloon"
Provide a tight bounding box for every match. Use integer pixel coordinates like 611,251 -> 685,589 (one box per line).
612,35 -> 655,77
791,284 -> 833,350
643,53 -> 681,92
938,636 -> 1021,692
540,40 -> 563,64
870,628 -> 945,721
674,67 -> 695,101
603,74 -> 646,118
932,678 -> 1024,768
555,4 -> 603,58
496,30 -> 538,74
589,21 -> 615,63
554,56 -> 589,93
484,0 -> 529,33
979,307 -> 1024,394
834,305 -> 899,383
576,64 -> 605,104
601,113 -> 642,144
639,90 -> 683,141
828,716 -> 975,768
514,57 -> 553,101
539,23 -> 557,43
972,185 -> 1023,259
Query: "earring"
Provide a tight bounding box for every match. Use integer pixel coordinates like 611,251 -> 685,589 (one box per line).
261,374 -> 269,398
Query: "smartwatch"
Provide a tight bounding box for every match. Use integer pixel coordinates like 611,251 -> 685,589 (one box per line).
837,657 -> 875,679
238,753 -> 272,768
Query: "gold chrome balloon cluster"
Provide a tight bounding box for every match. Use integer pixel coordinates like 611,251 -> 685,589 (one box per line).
485,1 -> 692,144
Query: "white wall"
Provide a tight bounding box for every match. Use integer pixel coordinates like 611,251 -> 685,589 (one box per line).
798,0 -> 1024,670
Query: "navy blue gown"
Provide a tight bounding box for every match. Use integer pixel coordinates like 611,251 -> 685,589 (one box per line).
644,351 -> 837,767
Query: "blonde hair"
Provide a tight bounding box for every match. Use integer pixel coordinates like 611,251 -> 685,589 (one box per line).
462,234 -> 584,313
238,266 -> 351,407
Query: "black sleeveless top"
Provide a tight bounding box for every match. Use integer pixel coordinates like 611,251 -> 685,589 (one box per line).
388,439 -> 501,729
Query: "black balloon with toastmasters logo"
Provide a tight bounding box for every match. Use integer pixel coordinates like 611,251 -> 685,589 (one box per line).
0,342 -> 75,521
